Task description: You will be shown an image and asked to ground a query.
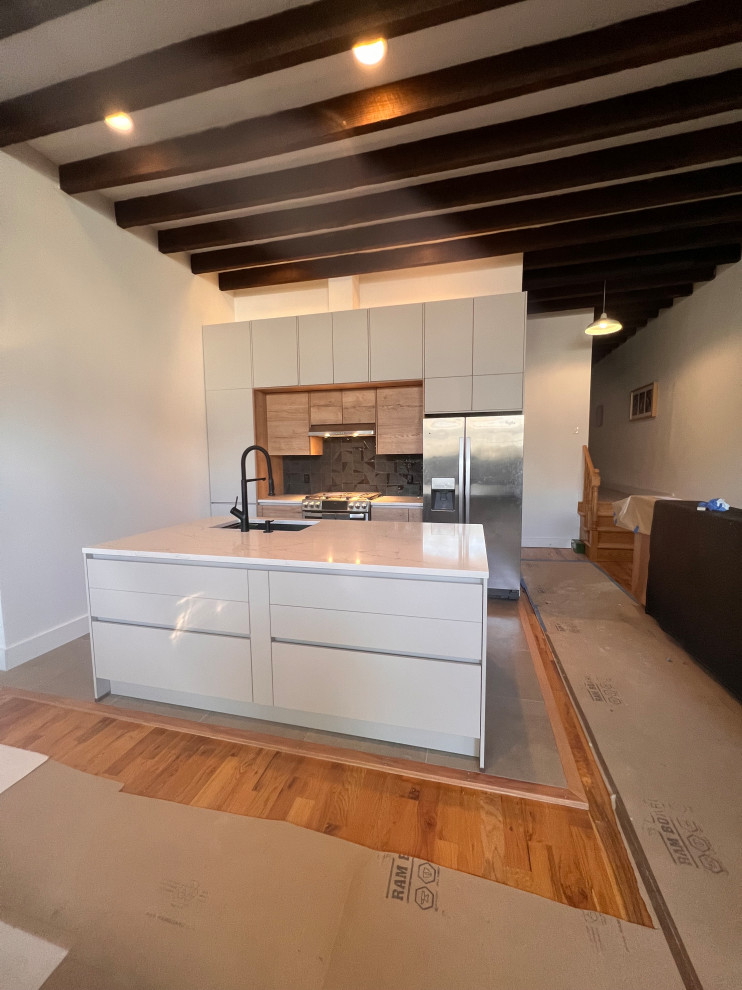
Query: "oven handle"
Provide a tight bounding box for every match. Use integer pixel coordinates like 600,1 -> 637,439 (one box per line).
302,510 -> 368,520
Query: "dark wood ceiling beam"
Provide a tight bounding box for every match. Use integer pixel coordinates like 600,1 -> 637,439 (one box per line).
0,0 -> 100,40
530,281 -> 699,304
158,122 -> 742,253
523,247 -> 740,288
192,163 -> 742,273
59,0 -> 742,194
0,1 -> 521,145
117,68 -> 742,228
216,195 -> 742,290
524,226 -> 742,270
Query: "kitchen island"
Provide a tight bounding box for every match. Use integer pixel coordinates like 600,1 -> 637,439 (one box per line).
83,518 -> 488,764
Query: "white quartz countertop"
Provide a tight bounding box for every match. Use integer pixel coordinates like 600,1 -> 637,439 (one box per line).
257,494 -> 422,507
86,517 -> 487,578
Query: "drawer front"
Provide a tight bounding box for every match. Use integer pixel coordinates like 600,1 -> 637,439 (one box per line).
408,507 -> 423,522
269,570 -> 482,621
89,588 -> 251,636
87,558 -> 249,602
92,621 -> 252,702
272,642 -> 480,737
271,604 -> 482,661
257,504 -> 303,519
371,506 -> 408,521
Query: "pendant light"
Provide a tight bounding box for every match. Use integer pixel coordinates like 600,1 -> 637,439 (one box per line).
585,281 -> 622,336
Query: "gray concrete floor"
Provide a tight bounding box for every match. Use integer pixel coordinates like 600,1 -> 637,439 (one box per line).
0,600 -> 565,786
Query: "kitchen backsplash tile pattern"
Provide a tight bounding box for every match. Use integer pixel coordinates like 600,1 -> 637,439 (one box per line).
283,438 -> 422,495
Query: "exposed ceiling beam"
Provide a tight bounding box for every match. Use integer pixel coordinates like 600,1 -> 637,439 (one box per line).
216,195 -> 742,290
0,0 -> 521,145
191,163 -> 742,273
116,68 -> 742,228
524,226 -> 742,269
523,247 -> 740,288
59,0 -> 742,194
529,281 -> 701,304
159,122 -> 742,254
0,0 -> 100,41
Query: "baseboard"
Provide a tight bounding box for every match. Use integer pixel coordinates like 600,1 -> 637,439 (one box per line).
0,615 -> 89,671
521,538 -> 575,549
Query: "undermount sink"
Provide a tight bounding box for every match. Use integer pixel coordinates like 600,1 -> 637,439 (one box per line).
215,521 -> 314,532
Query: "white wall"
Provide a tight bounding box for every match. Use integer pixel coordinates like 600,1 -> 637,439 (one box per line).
232,256 -> 523,320
0,150 -> 233,668
589,261 -> 742,505
522,311 -> 593,547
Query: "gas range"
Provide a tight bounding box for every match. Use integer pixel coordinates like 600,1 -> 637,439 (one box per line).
301,491 -> 380,520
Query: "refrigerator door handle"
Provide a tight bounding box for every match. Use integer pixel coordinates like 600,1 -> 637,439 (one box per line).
464,436 -> 471,525
458,437 -> 465,524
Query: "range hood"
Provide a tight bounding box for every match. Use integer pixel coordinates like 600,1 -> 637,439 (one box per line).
307,422 -> 376,438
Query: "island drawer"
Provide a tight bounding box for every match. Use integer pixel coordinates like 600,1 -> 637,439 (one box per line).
89,588 -> 251,636
92,621 -> 253,702
87,558 -> 249,602
271,604 -> 482,661
268,571 -> 482,621
272,642 -> 480,737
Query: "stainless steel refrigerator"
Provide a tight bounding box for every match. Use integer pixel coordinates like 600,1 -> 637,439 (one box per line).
423,414 -> 523,598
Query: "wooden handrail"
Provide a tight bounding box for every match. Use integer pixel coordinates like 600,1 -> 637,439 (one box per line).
582,445 -> 601,532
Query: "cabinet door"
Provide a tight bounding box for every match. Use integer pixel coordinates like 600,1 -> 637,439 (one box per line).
370,304 -> 423,381
424,299 -> 473,378
472,373 -> 523,412
424,376 -> 472,414
266,392 -> 315,455
473,293 -> 526,375
342,388 -> 376,423
252,316 -> 298,387
310,390 -> 343,424
332,310 -> 369,383
298,313 -> 333,385
371,506 -> 409,521
205,388 -> 255,502
376,386 -> 423,454
203,321 -> 252,389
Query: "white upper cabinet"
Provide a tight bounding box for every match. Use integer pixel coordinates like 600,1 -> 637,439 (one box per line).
332,309 -> 369,383
298,313 -> 333,385
425,376 -> 473,414
205,388 -> 255,502
424,299 -> 473,378
473,292 -> 526,375
252,317 -> 299,387
472,373 -> 523,412
370,303 -> 423,381
203,322 -> 252,390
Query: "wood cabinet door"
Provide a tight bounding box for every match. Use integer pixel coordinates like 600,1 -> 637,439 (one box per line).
376,386 -> 423,454
266,392 -> 319,455
342,388 -> 376,423
371,506 -> 409,521
310,390 -> 343,424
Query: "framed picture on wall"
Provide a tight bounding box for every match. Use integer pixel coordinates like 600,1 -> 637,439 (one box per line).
629,382 -> 658,421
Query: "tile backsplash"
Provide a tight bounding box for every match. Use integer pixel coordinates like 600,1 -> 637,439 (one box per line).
283,437 -> 422,495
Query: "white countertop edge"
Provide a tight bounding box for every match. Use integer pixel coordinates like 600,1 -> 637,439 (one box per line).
82,546 -> 488,580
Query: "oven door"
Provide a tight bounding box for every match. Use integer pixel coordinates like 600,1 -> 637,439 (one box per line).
301,510 -> 368,520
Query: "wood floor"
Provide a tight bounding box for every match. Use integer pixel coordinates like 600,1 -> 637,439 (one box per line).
522,546 -> 635,595
0,597 -> 651,928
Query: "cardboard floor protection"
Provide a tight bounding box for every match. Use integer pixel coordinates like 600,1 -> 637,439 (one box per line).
0,743 -> 47,795
0,759 -> 683,990
522,560 -> 742,990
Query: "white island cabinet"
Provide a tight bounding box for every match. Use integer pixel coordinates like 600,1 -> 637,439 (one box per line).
84,518 -> 488,764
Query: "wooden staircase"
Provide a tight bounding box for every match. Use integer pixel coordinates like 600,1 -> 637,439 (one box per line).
577,447 -> 634,563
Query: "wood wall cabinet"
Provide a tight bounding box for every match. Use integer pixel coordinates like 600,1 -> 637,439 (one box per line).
252,317 -> 299,387
370,304 -> 423,381
310,390 -> 343,424
332,309 -> 369,383
342,388 -> 375,423
299,313 -> 333,385
265,392 -> 322,455
376,386 -> 423,454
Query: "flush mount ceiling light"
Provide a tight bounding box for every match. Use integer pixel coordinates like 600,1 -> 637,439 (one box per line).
585,280 -> 623,336
104,112 -> 133,132
352,38 -> 387,65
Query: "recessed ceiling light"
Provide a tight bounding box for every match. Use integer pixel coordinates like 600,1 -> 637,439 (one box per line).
104,112 -> 133,132
352,38 -> 387,66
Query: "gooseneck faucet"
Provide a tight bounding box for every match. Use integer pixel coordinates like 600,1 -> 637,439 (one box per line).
230,445 -> 275,532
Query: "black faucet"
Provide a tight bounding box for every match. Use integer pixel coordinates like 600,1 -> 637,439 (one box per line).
230,445 -> 275,532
